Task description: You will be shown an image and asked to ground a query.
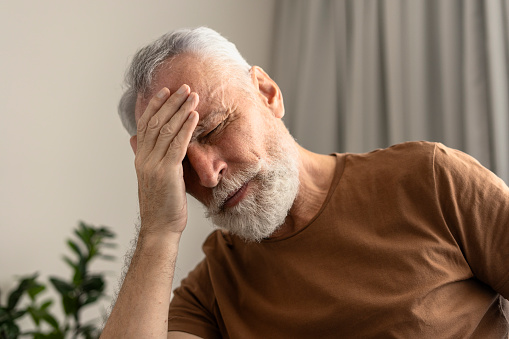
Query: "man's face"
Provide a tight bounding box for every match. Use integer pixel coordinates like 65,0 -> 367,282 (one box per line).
134,54 -> 300,241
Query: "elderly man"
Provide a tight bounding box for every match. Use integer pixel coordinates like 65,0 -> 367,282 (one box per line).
102,27 -> 509,338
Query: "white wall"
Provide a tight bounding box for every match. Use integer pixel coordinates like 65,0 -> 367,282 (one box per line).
0,0 -> 276,327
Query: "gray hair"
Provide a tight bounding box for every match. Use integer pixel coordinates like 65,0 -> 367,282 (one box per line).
118,27 -> 252,136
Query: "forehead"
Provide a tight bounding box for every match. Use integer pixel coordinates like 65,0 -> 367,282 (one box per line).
134,53 -> 241,122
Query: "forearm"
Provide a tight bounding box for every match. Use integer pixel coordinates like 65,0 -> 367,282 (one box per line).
101,230 -> 181,338
102,84 -> 198,337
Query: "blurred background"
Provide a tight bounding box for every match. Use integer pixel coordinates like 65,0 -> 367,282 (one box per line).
1,0 -> 508,329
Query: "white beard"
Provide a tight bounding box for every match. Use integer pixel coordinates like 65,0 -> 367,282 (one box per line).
205,138 -> 300,242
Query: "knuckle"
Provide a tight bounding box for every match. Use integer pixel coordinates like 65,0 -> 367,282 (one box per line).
148,116 -> 159,129
160,123 -> 175,135
137,118 -> 146,132
171,137 -> 183,150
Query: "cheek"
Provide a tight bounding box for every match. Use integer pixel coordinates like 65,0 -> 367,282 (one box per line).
222,120 -> 267,159
219,135 -> 256,163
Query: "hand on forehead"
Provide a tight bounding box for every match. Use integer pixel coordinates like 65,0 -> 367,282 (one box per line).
134,54 -> 230,124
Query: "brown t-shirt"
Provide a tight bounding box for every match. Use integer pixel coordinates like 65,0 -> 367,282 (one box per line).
168,142 -> 509,338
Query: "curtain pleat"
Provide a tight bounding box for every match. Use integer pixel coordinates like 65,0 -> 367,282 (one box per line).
272,0 -> 509,183
485,0 -> 509,181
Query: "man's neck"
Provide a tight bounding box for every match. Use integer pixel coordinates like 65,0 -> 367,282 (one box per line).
270,146 -> 337,239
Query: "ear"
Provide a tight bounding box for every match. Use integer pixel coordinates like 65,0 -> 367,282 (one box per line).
250,66 -> 284,118
130,135 -> 137,154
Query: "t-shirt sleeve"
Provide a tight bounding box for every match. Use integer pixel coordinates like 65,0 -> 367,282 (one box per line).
433,143 -> 509,299
168,259 -> 221,339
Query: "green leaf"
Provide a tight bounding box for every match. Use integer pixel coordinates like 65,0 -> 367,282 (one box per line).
0,307 -> 25,322
0,307 -> 9,322
27,306 -> 41,326
81,276 -> 104,293
27,283 -> 46,301
7,273 -> 38,310
42,313 -> 60,330
40,299 -> 53,311
62,295 -> 78,316
11,309 -> 26,320
0,321 -> 20,339
97,227 -> 115,238
67,240 -> 82,259
49,277 -> 74,296
7,289 -> 24,311
74,229 -> 87,250
76,222 -> 92,245
82,294 -> 101,307
62,255 -> 78,272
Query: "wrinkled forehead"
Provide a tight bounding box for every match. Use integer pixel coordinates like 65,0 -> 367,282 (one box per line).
134,53 -> 242,122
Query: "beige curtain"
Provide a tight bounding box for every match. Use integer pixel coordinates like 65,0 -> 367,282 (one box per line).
272,0 -> 509,183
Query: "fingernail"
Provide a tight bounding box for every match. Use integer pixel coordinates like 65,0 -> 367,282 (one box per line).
187,93 -> 195,101
177,84 -> 187,94
156,88 -> 166,98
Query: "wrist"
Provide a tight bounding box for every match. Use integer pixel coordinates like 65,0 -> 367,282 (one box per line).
137,227 -> 182,253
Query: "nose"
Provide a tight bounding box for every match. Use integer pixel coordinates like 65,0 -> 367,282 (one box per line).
186,144 -> 227,188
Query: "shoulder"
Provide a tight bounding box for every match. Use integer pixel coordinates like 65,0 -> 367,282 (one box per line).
367,140 -> 437,159
431,142 -> 488,177
342,141 -> 438,180
347,141 -> 498,186
346,141 -> 437,164
431,142 -> 507,198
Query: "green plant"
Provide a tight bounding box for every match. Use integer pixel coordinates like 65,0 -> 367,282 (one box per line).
0,273 -> 57,338
0,221 -> 116,339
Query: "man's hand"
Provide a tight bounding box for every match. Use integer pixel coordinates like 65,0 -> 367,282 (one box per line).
101,85 -> 200,338
135,84 -> 199,236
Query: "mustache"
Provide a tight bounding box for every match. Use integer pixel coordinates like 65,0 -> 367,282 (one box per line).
207,160 -> 263,214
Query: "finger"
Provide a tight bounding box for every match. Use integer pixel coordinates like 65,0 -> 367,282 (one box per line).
149,92 -> 200,162
142,84 -> 194,153
136,88 -> 170,152
163,111 -> 199,166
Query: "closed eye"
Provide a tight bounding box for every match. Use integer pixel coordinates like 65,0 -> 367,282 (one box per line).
204,120 -> 226,139
207,123 -> 222,136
